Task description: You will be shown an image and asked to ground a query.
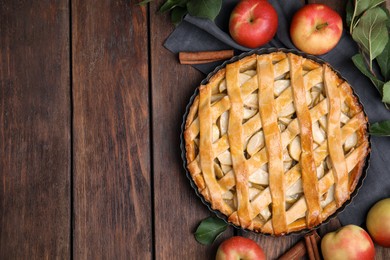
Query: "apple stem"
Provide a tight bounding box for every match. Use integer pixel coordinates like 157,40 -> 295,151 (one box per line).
316,22 -> 328,30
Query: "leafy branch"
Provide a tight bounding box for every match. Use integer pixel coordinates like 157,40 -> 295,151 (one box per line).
346,0 -> 390,108
140,0 -> 222,26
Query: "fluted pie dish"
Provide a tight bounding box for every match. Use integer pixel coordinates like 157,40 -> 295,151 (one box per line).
182,49 -> 370,236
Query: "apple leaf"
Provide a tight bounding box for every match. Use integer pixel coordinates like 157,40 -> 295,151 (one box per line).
352,54 -> 384,91
375,7 -> 390,82
194,216 -> 228,245
139,0 -> 224,25
348,0 -> 390,110
369,120 -> 390,136
171,6 -> 187,26
349,0 -> 385,33
382,81 -> 390,103
354,0 -> 385,18
159,0 -> 188,13
186,0 -> 222,20
377,39 -> 390,81
352,7 -> 389,68
346,0 -> 354,28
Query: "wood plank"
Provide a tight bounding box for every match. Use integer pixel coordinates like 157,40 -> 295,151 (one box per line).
72,1 -> 151,258
149,1 -> 234,259
0,0 -> 70,258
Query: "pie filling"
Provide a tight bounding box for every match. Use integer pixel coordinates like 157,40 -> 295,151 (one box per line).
184,51 -> 369,235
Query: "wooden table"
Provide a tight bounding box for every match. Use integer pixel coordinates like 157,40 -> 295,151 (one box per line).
1,0 -> 389,259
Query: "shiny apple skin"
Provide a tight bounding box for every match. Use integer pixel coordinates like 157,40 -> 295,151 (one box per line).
366,198 -> 390,247
229,0 -> 278,48
290,4 -> 343,55
215,236 -> 266,260
321,225 -> 375,260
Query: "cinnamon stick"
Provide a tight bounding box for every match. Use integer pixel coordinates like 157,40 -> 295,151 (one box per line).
279,231 -> 320,260
306,231 -> 321,260
305,233 -> 316,260
179,50 -> 234,65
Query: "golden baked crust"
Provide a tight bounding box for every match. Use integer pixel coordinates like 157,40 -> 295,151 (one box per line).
184,51 -> 370,236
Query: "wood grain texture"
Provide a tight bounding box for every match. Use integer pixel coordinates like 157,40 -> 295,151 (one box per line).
244,230 -> 302,259
72,0 -> 151,258
0,0 -> 70,258
149,1 -> 233,259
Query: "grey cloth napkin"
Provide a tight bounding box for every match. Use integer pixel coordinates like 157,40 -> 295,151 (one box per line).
166,0 -> 390,227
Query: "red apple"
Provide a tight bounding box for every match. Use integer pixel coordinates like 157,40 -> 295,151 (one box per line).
290,4 -> 343,55
229,0 -> 278,48
215,236 -> 266,260
321,225 -> 375,260
366,198 -> 390,247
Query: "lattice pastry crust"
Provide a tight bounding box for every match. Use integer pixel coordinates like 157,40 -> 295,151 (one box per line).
184,51 -> 369,235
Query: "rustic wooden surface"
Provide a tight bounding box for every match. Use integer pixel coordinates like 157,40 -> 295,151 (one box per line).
0,1 -> 70,258
72,0 -> 151,259
0,0 -> 389,259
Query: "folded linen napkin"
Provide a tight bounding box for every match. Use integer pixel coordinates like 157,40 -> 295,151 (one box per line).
166,0 -> 390,227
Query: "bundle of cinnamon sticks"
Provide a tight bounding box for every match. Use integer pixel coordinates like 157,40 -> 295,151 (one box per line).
279,231 -> 321,260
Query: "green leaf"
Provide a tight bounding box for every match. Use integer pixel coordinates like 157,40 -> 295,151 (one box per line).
346,0 -> 354,28
186,0 -> 222,20
350,0 -> 385,33
386,9 -> 390,28
352,7 -> 389,67
171,6 -> 187,26
377,38 -> 390,81
369,120 -> 390,136
382,81 -> 390,103
194,217 -> 228,245
352,54 -> 384,91
159,0 -> 188,13
354,0 -> 385,17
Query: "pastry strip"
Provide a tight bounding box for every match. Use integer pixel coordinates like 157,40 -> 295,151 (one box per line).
288,53 -> 321,228
225,62 -> 252,228
324,65 -> 349,207
198,84 -> 223,209
257,54 -> 287,235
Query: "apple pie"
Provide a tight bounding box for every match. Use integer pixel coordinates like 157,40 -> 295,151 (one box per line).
183,50 -> 370,235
